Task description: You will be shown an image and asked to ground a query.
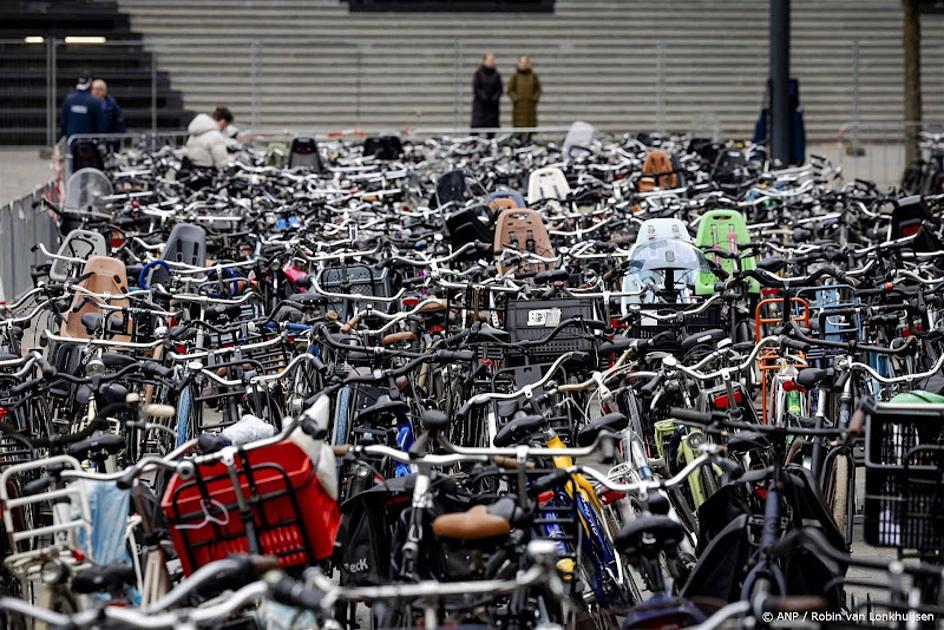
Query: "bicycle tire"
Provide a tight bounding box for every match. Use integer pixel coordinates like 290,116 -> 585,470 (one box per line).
825,453 -> 850,536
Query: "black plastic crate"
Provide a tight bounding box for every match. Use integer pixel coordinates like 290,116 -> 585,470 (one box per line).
863,399 -> 944,551
505,298 -> 598,362
628,302 -> 723,349
319,265 -> 397,318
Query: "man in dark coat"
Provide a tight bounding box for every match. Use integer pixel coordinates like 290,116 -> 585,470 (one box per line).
92,79 -> 126,152
60,74 -> 106,140
471,52 -> 502,136
91,80 -> 127,135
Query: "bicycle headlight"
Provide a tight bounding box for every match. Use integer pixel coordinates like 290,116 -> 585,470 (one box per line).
40,559 -> 67,585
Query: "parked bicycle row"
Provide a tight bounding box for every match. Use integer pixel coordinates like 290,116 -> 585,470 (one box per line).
1,125 -> 942,629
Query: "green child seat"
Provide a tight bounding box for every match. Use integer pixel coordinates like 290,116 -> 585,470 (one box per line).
694,209 -> 759,295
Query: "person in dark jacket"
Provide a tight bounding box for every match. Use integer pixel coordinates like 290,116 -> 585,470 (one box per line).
91,80 -> 126,135
508,55 -> 542,136
60,74 -> 106,140
471,52 -> 502,136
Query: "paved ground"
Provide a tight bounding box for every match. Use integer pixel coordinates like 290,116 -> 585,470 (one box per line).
0,147 -> 55,206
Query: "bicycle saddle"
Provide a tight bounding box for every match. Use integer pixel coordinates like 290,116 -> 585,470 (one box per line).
493,414 -> 545,447
576,412 -> 628,447
726,431 -> 770,454
615,515 -> 686,559
433,503 -> 513,540
679,329 -> 727,355
796,367 -> 834,390
72,563 -> 136,594
354,396 -> 409,425
285,291 -> 321,305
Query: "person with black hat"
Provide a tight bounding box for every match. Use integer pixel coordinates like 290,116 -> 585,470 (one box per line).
60,74 -> 107,141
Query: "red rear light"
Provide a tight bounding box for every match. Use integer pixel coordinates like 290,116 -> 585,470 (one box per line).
403,297 -> 419,307
537,491 -> 555,505
753,486 -> 768,500
781,380 -> 805,392
110,237 -> 125,248
711,390 -> 744,410
600,489 -> 626,505
428,324 -> 444,334
902,225 -> 921,237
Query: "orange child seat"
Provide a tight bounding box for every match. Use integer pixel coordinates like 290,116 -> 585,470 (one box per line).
59,256 -> 131,341
637,149 -> 679,193
493,208 -> 556,276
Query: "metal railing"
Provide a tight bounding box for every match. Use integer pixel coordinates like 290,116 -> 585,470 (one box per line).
0,36 -> 754,145
3,34 -> 944,147
0,181 -> 59,303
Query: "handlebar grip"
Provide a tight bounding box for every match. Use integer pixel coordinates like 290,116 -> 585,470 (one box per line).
492,456 -> 535,470
143,361 -> 174,379
142,404 -> 176,419
437,349 -> 476,362
668,407 -> 715,424
597,337 -> 633,356
847,407 -> 866,437
116,468 -> 138,490
600,436 -> 616,464
331,445 -> 351,457
250,555 -> 282,574
640,373 -> 664,396
269,576 -> 324,611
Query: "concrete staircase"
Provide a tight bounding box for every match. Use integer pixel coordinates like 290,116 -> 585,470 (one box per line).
107,0 -> 944,141
1,0 -> 188,144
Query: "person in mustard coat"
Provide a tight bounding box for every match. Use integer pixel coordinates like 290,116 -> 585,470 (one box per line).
508,55 -> 542,134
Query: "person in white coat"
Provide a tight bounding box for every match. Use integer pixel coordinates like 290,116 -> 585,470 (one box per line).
185,107 -> 234,168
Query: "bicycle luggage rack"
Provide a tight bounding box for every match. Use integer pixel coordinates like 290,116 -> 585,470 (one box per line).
162,439 -> 340,575
862,398 -> 944,552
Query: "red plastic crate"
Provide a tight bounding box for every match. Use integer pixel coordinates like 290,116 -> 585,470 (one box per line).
161,439 -> 340,575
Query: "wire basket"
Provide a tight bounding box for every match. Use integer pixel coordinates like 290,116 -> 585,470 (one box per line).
863,399 -> 944,551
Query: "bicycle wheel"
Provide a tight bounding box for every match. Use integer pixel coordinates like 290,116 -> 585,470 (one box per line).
824,454 -> 850,536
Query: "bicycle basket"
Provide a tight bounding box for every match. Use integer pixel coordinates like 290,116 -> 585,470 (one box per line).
319,264 -> 397,318
505,298 -> 598,363
628,302 -> 723,351
863,399 -> 944,551
162,438 -> 340,575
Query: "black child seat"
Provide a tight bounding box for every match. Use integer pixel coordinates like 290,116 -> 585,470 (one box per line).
289,137 -> 324,172
363,136 -> 404,160
71,139 -> 105,172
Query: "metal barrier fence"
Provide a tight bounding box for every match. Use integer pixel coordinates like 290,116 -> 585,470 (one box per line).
0,181 -> 59,303
3,34 -> 944,147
